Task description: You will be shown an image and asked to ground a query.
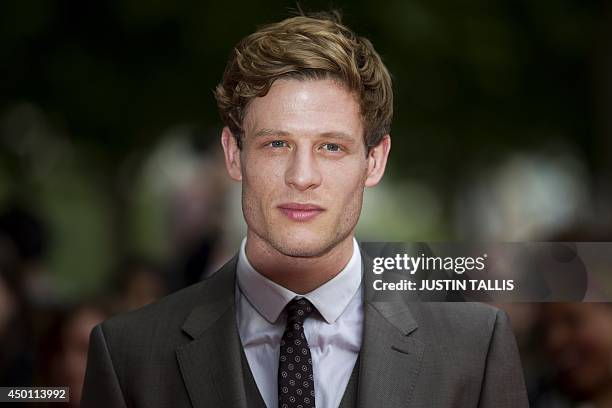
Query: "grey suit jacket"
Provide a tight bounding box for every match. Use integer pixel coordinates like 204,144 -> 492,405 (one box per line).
81,255 -> 528,407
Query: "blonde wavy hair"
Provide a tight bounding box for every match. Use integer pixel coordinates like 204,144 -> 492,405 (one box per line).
214,11 -> 393,150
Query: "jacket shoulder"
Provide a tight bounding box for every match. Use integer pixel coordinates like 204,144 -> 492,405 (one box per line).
99,256 -> 237,342
408,301 -> 505,343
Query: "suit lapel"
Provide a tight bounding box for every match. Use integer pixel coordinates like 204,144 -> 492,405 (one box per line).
175,246 -> 425,408
357,252 -> 425,408
176,256 -> 250,408
240,341 -> 267,408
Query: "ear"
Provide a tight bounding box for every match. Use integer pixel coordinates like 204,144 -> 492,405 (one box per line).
365,135 -> 391,187
221,126 -> 242,181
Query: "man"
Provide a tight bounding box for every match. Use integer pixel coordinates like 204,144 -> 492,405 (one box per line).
81,12 -> 528,408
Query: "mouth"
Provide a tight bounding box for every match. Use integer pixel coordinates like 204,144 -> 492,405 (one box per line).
277,203 -> 324,222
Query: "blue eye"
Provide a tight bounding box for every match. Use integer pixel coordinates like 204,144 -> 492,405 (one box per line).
323,143 -> 341,152
270,140 -> 286,148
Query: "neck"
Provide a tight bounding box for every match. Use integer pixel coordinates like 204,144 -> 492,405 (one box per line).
245,233 -> 355,294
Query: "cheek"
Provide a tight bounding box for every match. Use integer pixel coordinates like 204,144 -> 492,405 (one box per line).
324,160 -> 367,200
242,156 -> 283,207
244,150 -> 286,178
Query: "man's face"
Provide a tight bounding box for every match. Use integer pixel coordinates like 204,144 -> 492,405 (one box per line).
222,78 -> 390,258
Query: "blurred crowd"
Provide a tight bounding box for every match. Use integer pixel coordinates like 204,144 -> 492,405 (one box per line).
0,205 -> 176,405
0,130 -> 238,406
0,206 -> 236,406
496,301 -> 612,408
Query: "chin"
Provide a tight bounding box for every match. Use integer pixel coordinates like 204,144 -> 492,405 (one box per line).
271,230 -> 336,258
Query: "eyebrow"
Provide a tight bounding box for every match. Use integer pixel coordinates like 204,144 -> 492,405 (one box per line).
253,128 -> 291,138
253,128 -> 356,143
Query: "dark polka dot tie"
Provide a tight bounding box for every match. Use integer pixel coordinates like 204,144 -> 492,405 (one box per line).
278,297 -> 316,408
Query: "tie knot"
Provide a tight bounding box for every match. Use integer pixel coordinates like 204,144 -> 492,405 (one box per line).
285,297 -> 315,326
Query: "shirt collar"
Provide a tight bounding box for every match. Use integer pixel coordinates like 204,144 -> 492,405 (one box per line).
236,237 -> 362,324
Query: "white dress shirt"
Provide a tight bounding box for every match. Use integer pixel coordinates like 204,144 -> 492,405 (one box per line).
235,238 -> 364,408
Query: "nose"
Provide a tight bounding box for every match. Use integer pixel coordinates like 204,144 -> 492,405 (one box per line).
284,146 -> 322,191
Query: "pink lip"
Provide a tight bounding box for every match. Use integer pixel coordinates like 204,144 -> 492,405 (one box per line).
278,203 -> 324,221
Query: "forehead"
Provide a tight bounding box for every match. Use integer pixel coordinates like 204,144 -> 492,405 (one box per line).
243,78 -> 363,138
